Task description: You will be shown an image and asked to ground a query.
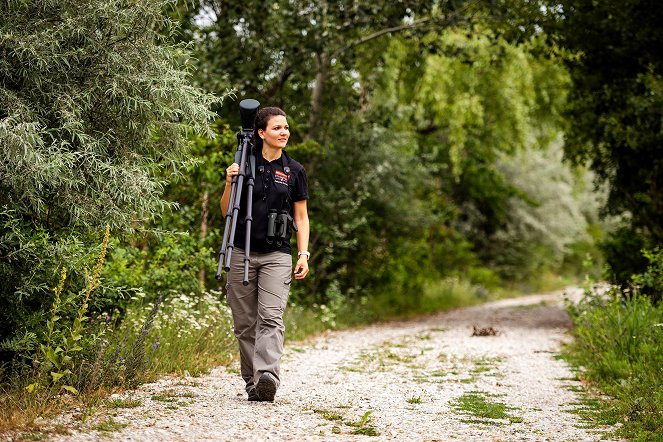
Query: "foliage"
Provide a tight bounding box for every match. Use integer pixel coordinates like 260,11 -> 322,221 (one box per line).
566,286 -> 663,441
1,280 -> 234,431
32,226 -> 110,395
0,0 -> 217,356
548,0 -> 663,287
171,0 -> 482,139
492,141 -> 596,283
368,28 -> 591,283
288,118 -> 445,306
631,248 -> 663,304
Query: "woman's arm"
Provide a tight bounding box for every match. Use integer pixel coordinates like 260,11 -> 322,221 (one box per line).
220,163 -> 239,217
293,199 -> 310,279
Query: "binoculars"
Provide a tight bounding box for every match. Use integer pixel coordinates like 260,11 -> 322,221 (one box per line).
266,209 -> 290,246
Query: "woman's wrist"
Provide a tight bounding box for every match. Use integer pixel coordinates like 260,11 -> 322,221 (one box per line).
297,250 -> 310,259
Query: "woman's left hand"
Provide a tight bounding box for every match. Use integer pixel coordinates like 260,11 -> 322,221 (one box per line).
294,256 -> 309,279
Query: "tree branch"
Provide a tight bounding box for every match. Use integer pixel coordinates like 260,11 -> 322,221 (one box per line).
333,0 -> 483,58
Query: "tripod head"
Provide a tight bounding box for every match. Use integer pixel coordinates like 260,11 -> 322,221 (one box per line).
239,99 -> 260,131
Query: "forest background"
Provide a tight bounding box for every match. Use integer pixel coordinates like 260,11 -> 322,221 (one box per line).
0,0 -> 661,440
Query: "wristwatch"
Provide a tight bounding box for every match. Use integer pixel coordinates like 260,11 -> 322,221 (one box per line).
298,250 -> 310,259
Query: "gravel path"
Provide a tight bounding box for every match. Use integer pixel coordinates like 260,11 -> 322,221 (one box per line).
42,288 -> 617,441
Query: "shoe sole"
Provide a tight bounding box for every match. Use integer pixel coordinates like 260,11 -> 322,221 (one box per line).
256,374 -> 277,402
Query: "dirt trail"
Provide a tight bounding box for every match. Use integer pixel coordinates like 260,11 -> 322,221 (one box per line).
39,288 -> 617,441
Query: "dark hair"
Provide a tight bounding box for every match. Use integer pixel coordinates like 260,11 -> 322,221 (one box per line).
254,107 -> 286,150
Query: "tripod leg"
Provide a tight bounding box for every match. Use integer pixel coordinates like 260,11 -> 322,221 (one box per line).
224,135 -> 251,271
216,174 -> 239,280
242,154 -> 256,286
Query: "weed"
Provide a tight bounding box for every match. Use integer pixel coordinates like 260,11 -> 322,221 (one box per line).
94,417 -> 127,432
314,409 -> 344,422
450,391 -> 523,425
151,393 -> 178,403
353,426 -> 379,436
346,410 -> 380,436
106,397 -> 142,409
407,396 -> 423,404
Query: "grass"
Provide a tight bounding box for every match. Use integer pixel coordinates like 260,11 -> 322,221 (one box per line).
151,390 -> 194,403
340,344 -> 420,373
450,390 -> 523,425
562,288 -> 663,442
0,289 -> 236,435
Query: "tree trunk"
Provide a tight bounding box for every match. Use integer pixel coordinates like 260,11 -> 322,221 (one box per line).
307,52 -> 330,141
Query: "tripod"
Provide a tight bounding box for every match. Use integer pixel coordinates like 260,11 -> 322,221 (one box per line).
215,99 -> 260,285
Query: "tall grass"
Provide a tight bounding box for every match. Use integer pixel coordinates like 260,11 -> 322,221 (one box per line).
122,291 -> 235,376
565,286 -> 663,441
0,229 -> 235,433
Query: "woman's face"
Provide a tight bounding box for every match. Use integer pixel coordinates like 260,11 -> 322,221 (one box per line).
259,115 -> 289,150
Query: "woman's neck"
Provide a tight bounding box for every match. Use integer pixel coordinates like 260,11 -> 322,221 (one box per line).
262,146 -> 282,162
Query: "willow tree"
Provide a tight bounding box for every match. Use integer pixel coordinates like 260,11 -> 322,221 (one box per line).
0,0 -> 216,356
365,29 -> 590,283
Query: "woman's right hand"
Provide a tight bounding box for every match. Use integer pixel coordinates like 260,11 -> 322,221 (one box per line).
226,163 -> 240,184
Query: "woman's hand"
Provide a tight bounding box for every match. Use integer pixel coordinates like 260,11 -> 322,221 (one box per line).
294,256 -> 309,279
226,163 -> 240,183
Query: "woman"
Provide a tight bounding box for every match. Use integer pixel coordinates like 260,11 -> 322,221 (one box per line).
220,106 -> 310,402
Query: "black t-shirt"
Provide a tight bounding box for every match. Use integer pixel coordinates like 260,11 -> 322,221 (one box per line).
233,151 -> 308,254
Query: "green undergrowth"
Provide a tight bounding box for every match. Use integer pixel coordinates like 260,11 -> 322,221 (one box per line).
563,285 -> 663,441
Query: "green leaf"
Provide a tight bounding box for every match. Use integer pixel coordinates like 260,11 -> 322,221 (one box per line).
61,385 -> 79,395
51,371 -> 66,383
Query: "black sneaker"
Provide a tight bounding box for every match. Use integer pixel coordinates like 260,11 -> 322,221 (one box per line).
247,388 -> 260,401
256,373 -> 277,402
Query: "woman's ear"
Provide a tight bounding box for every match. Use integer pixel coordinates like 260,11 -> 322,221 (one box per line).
258,129 -> 265,139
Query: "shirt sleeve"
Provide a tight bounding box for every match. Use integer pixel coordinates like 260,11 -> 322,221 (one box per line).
292,166 -> 308,202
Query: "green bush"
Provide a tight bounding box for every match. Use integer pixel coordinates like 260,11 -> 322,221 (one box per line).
632,248 -> 663,304
104,230 -> 218,308
0,0 -> 215,362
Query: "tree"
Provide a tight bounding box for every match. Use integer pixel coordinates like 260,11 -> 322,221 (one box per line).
548,0 -> 663,286
367,29 -> 578,278
172,0 -> 490,140
0,0 -> 216,357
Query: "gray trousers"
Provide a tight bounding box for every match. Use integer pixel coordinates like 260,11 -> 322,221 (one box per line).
225,249 -> 292,393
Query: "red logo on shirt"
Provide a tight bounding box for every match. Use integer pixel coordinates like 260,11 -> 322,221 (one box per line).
274,170 -> 289,186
